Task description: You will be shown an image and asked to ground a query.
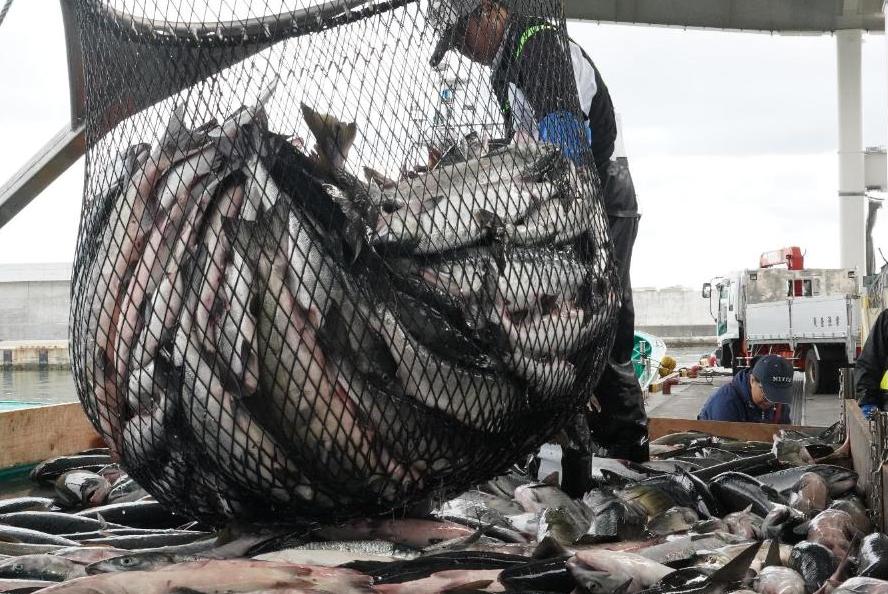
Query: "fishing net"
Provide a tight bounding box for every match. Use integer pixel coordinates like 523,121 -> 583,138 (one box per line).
68,0 -> 620,523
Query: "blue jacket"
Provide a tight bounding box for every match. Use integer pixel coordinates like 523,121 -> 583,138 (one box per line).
698,369 -> 790,424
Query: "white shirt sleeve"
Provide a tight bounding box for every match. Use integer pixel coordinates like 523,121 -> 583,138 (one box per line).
568,40 -> 597,115
508,84 -> 539,138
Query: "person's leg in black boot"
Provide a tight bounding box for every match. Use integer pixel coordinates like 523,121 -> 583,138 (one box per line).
588,159 -> 649,463
560,410 -> 601,497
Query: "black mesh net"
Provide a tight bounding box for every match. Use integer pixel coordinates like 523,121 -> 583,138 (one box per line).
68,0 -> 620,523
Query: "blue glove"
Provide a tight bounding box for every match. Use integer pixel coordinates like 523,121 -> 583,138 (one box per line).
538,111 -> 591,164
862,404 -> 879,419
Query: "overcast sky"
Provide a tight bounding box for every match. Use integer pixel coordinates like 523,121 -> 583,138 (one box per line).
0,2 -> 885,291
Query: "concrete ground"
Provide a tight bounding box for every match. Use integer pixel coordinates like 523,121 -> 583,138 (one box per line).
645,345 -> 842,428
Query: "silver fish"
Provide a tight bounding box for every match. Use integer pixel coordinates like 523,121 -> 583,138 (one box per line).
255,540 -> 418,566
420,247 -> 591,313
504,350 -> 576,399
637,532 -> 748,565
85,106 -> 196,455
0,554 -> 87,582
78,532 -> 213,550
285,202 -> 344,326
29,558 -> 371,593
505,197 -> 566,246
376,182 -> 552,254
832,577 -> 888,594
373,306 -> 522,432
500,304 -> 598,358
191,182 -> 245,357
217,232 -> 260,395
567,559 -> 633,594
807,509 -> 857,559
723,507 -> 764,540
757,465 -> 857,499
537,507 -> 587,546
54,471 -> 111,508
252,215 -> 407,497
391,137 -> 559,207
646,507 -> 699,536
829,496 -> 873,534
175,247 -> 318,505
755,566 -> 806,594
572,549 -> 674,592
789,472 -> 830,515
52,547 -> 133,564
86,552 -> 201,574
132,174 -> 225,370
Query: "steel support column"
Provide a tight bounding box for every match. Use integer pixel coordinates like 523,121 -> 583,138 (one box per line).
837,29 -> 867,274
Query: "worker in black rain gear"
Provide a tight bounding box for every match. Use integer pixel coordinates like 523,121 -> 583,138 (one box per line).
857,309 -> 888,419
427,0 -> 649,475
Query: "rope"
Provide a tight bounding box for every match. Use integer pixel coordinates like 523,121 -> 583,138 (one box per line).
0,0 -> 13,29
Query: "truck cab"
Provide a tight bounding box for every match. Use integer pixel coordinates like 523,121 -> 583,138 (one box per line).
703,248 -> 860,393
704,274 -> 743,369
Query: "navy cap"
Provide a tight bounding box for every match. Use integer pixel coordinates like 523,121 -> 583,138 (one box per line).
751,355 -> 794,405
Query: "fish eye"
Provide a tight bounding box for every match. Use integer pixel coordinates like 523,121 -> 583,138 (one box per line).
13,563 -> 23,572
121,557 -> 135,566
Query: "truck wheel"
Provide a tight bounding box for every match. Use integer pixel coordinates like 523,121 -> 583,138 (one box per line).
820,362 -> 840,394
721,342 -> 739,372
805,350 -> 822,394
805,350 -> 840,394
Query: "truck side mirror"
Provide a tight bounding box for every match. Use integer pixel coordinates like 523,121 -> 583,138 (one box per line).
702,283 -> 712,299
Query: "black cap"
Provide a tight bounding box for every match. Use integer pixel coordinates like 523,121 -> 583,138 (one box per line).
430,29 -> 455,67
751,355 -> 794,405
427,0 -> 480,67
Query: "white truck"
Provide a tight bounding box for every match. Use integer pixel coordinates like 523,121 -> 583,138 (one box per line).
703,248 -> 860,394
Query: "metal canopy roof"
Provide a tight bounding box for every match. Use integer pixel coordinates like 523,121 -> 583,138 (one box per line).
564,0 -> 886,33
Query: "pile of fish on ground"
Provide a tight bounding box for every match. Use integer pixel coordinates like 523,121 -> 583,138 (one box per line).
2,426 -> 888,592
70,86 -> 614,520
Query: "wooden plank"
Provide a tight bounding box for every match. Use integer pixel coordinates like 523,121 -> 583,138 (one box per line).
846,400 -> 875,503
0,403 -> 103,469
881,464 -> 888,533
649,417 -> 824,443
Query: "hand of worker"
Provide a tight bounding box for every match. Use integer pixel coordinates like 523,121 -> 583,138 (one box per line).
538,111 -> 591,165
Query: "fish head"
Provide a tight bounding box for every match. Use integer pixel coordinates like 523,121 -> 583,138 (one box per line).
88,552 -> 173,574
823,468 -> 858,497
620,483 -> 674,517
648,506 -> 699,535
85,479 -> 113,507
55,471 -> 109,507
0,557 -> 30,578
692,517 -> 728,533
567,564 -> 632,594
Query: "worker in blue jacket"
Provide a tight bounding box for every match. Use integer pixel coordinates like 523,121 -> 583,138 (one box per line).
698,355 -> 793,424
427,0 -> 647,466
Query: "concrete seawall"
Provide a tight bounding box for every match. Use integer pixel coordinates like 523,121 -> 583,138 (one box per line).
0,264 -> 717,356
0,340 -> 70,370
633,286 -> 717,347
0,264 -> 71,342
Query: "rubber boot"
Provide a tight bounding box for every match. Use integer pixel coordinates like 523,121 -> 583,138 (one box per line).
589,360 -> 650,463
